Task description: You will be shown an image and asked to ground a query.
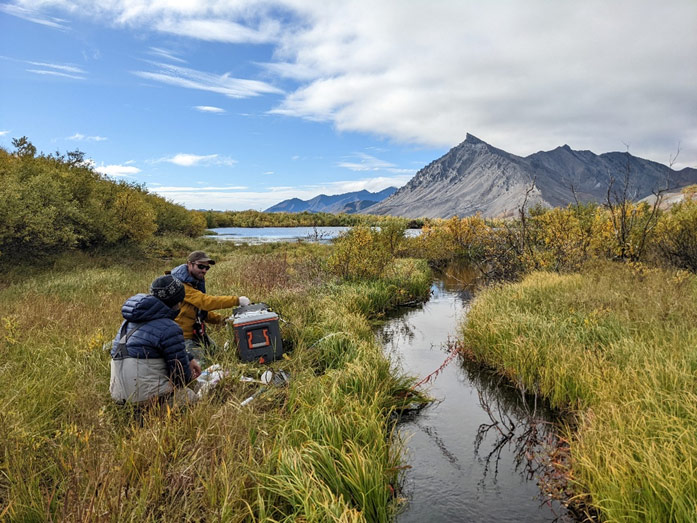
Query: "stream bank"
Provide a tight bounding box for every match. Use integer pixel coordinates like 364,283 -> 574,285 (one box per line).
378,264 -> 571,522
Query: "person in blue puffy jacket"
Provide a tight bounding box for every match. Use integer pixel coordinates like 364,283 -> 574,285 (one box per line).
109,275 -> 202,405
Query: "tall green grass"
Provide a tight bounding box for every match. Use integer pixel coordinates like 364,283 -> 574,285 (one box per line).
0,243 -> 431,521
462,260 -> 697,521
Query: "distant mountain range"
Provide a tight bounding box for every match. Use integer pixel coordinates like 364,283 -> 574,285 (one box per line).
364,134 -> 697,218
265,187 -> 398,214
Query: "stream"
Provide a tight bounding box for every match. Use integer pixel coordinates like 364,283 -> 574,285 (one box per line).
378,263 -> 571,522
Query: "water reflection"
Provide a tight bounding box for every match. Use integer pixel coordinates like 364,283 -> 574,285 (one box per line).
466,364 -> 554,483
379,262 -> 573,522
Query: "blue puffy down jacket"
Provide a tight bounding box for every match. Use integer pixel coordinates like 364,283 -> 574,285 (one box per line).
110,293 -> 191,385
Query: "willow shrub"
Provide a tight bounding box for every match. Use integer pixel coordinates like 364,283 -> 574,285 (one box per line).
328,226 -> 392,280
0,142 -> 206,261
416,215 -> 489,264
462,260 -> 697,521
408,202 -> 697,277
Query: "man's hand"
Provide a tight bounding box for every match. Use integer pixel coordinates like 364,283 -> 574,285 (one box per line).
190,359 -> 202,380
239,296 -> 251,306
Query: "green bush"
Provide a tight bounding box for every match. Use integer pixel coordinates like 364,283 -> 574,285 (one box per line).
328,226 -> 391,280
0,139 -> 206,261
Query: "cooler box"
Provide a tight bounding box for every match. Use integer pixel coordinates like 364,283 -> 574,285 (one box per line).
231,303 -> 284,363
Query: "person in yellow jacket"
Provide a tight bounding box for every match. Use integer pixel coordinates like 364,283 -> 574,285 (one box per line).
171,251 -> 250,364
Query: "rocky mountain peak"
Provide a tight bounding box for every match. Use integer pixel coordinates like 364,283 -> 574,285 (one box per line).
364,135 -> 697,219
463,133 -> 486,145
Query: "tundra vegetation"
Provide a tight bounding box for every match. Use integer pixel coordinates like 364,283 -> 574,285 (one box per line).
0,141 -> 432,521
2,139 -> 697,520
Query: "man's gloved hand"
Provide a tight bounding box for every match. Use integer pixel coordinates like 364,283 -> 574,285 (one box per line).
239,296 -> 251,306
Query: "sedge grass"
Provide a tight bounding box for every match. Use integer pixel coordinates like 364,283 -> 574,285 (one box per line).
0,243 -> 430,521
462,260 -> 697,521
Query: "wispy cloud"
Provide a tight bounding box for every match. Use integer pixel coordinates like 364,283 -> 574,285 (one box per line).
25,61 -> 86,80
337,153 -> 414,174
148,47 -> 186,63
157,153 -> 237,167
0,130 -> 9,136
194,105 -> 225,113
27,61 -> 84,74
133,62 -> 282,99
26,69 -> 85,80
258,61 -> 317,81
0,3 -> 68,29
317,176 -> 410,194
155,18 -> 280,44
67,133 -> 107,141
94,164 -> 142,177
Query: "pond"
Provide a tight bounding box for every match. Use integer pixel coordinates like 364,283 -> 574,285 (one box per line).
208,226 -> 350,244
378,263 -> 572,522
208,226 -> 421,244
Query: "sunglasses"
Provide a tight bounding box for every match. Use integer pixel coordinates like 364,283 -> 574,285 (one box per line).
195,263 -> 210,271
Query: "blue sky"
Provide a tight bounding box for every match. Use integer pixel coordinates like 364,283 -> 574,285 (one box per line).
1,1 -> 696,211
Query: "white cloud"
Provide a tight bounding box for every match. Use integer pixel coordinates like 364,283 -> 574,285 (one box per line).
22,60 -> 87,80
0,3 -> 68,29
67,133 -> 107,141
337,153 -> 413,174
159,153 -> 237,167
165,153 -> 217,166
0,130 -> 9,136
7,0 -> 697,166
148,47 -> 186,63
95,164 -> 142,177
194,105 -> 225,113
155,18 -> 279,44
26,69 -> 85,80
27,61 -> 85,74
133,62 -> 282,99
267,0 -> 697,167
319,176 -> 410,194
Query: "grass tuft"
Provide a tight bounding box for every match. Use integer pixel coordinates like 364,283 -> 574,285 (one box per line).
462,260 -> 697,520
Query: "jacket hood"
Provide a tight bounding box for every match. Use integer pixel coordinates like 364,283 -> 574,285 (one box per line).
122,293 -> 179,322
172,263 -> 206,292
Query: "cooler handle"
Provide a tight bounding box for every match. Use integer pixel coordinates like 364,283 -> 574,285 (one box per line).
248,328 -> 271,349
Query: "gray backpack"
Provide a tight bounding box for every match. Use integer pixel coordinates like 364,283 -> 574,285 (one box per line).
112,321 -> 144,359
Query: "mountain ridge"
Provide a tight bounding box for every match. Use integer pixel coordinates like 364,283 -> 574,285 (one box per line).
365,134 -> 697,218
265,187 -> 397,214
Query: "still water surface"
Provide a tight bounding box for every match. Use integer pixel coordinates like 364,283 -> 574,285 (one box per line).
378,264 -> 569,522
209,226 -> 350,243
209,226 -> 421,244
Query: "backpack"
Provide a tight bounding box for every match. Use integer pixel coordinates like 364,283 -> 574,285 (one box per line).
112,320 -> 145,360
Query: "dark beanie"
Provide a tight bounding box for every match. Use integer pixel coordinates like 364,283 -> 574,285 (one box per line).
150,275 -> 185,307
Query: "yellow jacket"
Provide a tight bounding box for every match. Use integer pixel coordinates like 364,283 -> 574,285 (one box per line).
176,283 -> 240,339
